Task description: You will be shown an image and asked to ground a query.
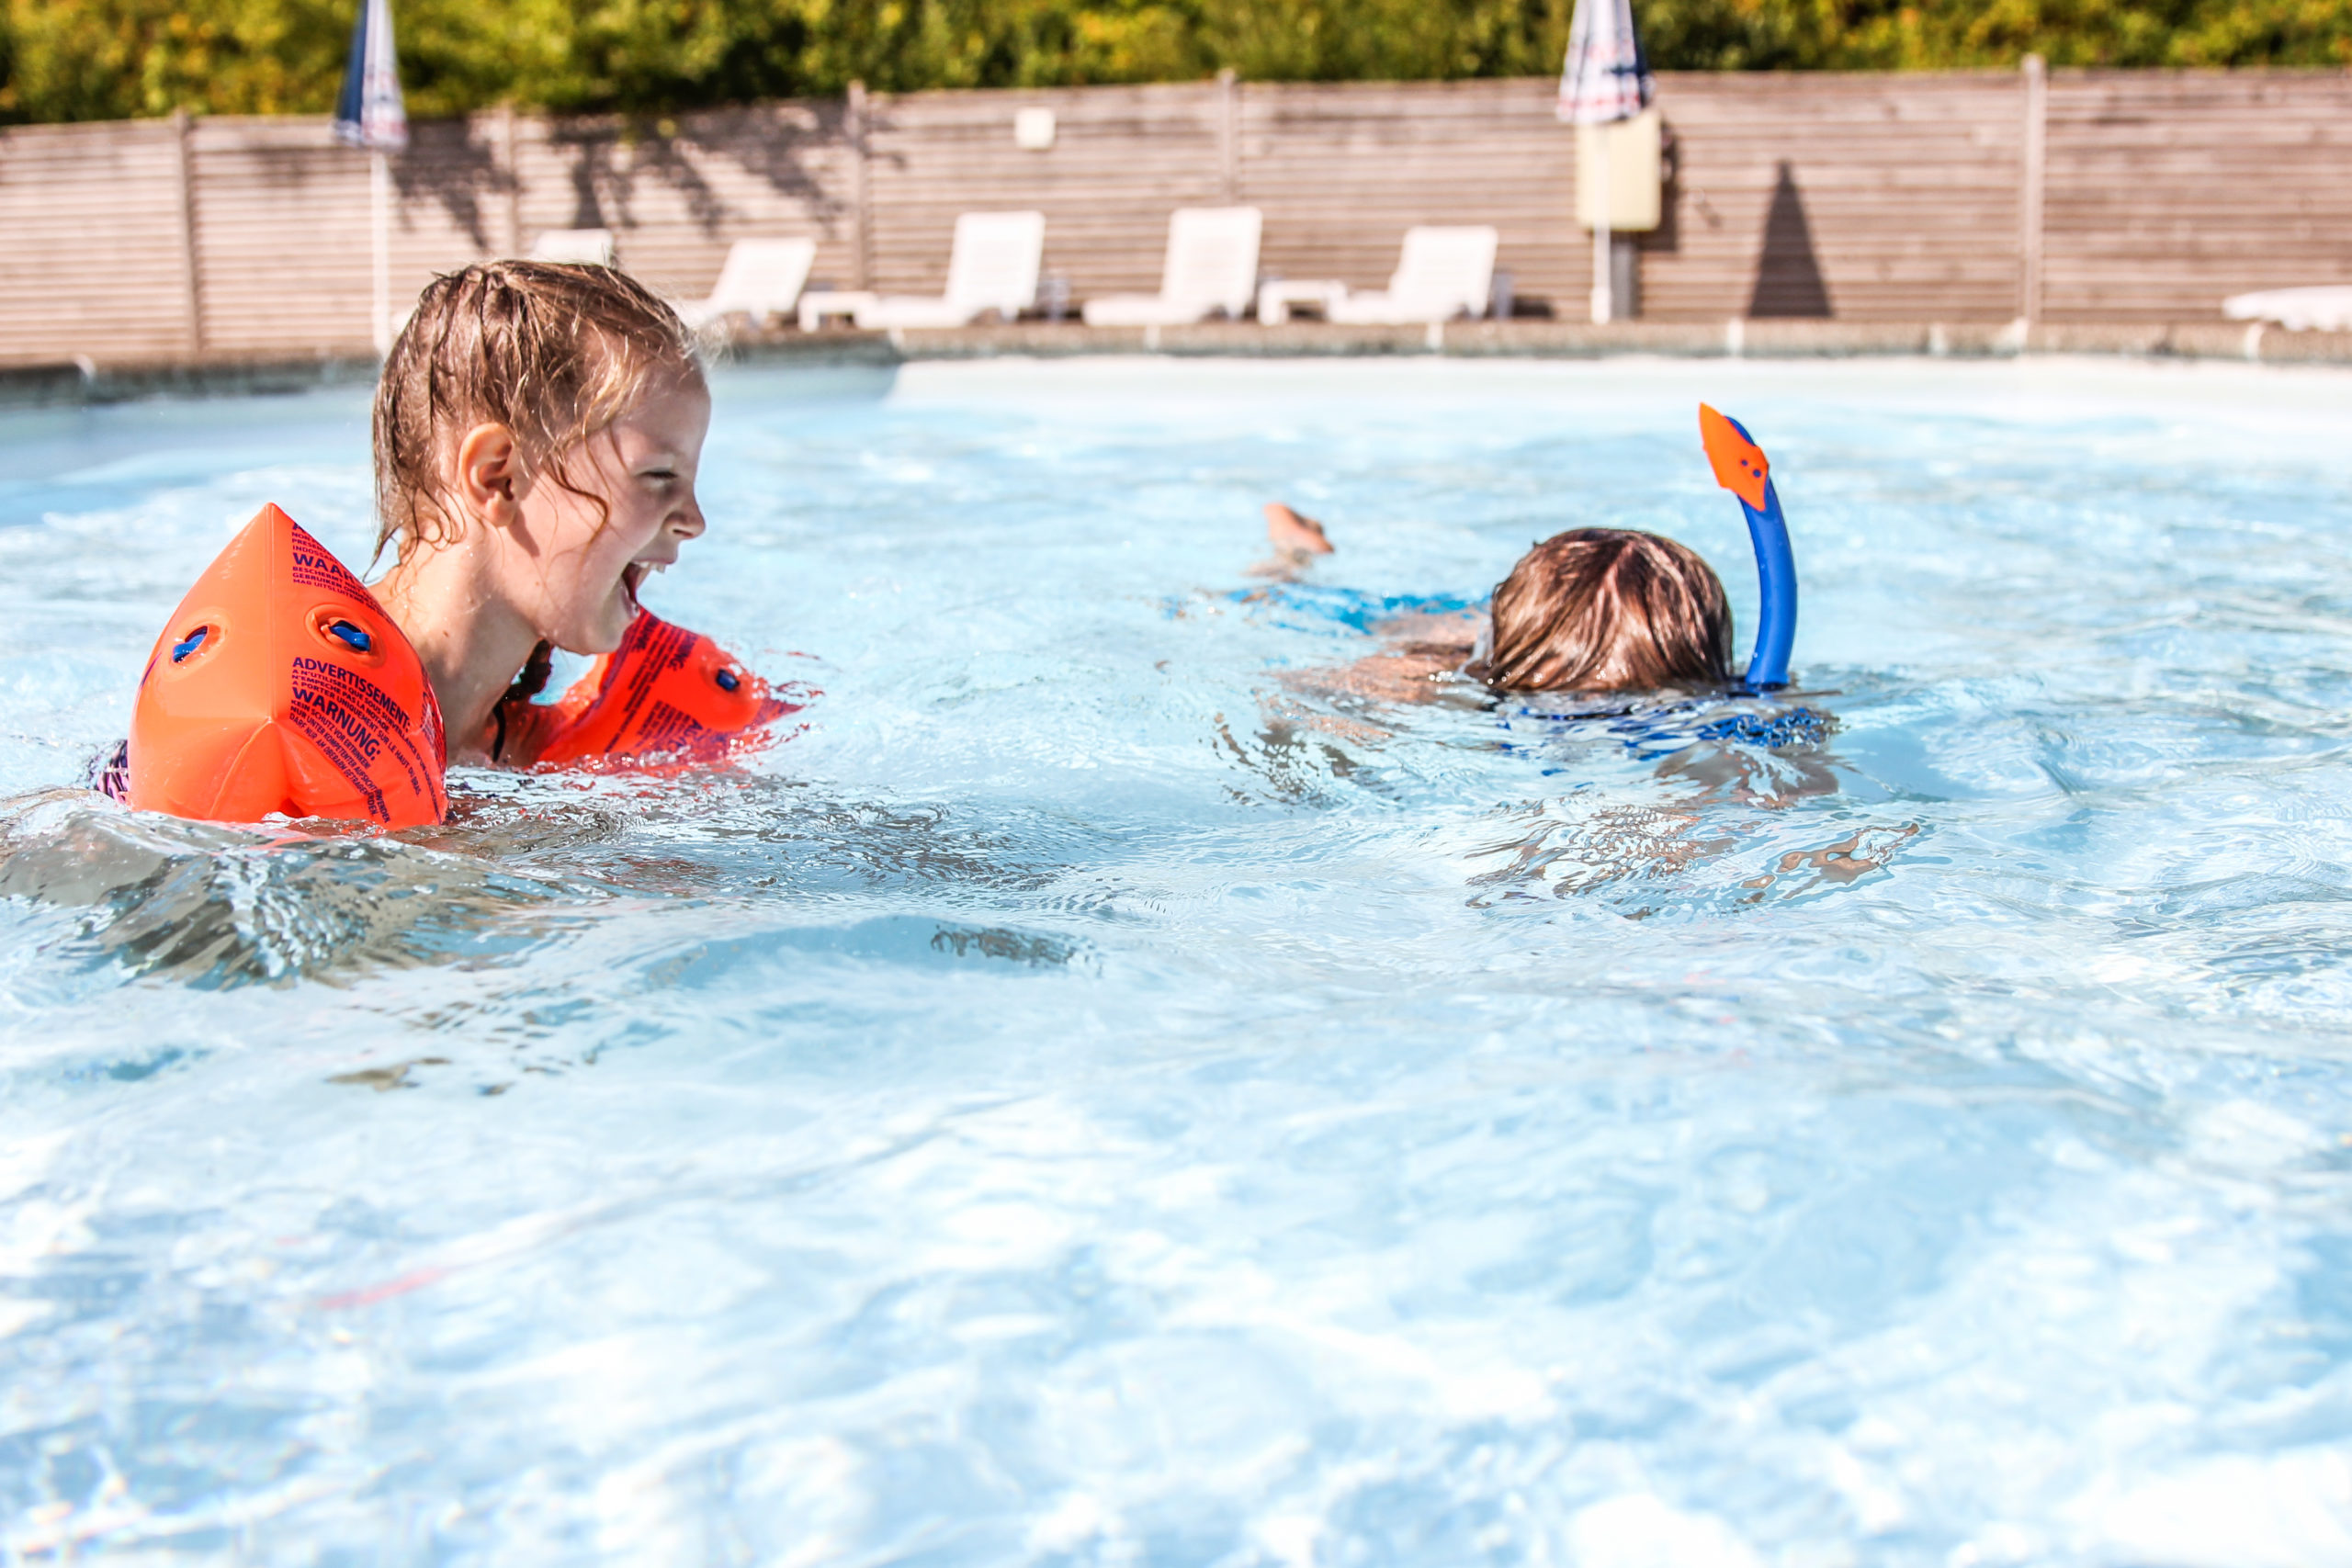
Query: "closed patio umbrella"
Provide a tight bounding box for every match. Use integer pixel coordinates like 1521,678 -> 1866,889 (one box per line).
333,0 -> 408,355
1557,0 -> 1654,323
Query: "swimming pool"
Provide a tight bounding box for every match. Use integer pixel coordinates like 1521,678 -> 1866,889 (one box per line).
6,353 -> 2352,1564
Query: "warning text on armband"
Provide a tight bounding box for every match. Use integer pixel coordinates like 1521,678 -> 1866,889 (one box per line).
291,658 -> 411,738
634,699 -> 724,761
288,657 -> 430,822
290,545 -> 366,595
575,618 -> 700,750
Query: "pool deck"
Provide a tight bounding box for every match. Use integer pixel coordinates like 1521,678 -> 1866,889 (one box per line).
6,318 -> 2351,406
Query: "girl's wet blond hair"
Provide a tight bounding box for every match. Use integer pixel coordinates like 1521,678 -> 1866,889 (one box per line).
1477,528 -> 1733,693
372,260 -> 701,559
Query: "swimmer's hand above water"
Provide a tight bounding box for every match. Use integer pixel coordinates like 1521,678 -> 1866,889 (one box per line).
1247,502 -> 1336,580
1265,502 -> 1332,557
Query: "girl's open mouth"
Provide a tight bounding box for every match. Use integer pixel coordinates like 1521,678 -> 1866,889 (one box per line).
621,561 -> 651,612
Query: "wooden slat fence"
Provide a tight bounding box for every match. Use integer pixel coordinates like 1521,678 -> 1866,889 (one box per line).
504,102 -> 861,303
1238,78 -> 1585,310
864,82 -> 1230,300
2042,73 -> 2352,323
3,68 -> 2348,367
1640,73 -> 2030,322
0,118 -> 195,364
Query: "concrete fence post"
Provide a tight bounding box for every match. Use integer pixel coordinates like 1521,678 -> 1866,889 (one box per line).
173,108 -> 205,357
848,81 -> 873,291
497,105 -> 525,257
1217,68 -> 1240,206
2018,53 -> 2047,326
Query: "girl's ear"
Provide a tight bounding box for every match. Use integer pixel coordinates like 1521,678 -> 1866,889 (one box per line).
455,422 -> 523,526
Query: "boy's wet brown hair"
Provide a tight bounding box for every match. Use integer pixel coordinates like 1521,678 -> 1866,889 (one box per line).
372,260 -> 701,560
1476,528 -> 1734,693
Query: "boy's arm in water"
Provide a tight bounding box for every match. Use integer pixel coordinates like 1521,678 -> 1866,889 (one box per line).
1290,626 -> 1480,705
1250,502 -> 1483,710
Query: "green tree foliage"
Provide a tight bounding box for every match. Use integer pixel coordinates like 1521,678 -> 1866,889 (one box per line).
1,0 -> 347,118
4,0 -> 2348,123
1639,0 -> 2352,67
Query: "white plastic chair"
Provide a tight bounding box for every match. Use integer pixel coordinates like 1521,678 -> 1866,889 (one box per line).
1081,208 -> 1263,327
799,212 -> 1045,332
2223,286 -> 2352,332
529,228 -> 616,265
677,238 -> 818,330
1323,227 -> 1501,325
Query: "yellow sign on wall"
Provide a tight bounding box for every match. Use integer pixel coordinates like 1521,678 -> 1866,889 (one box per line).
1575,107 -> 1664,232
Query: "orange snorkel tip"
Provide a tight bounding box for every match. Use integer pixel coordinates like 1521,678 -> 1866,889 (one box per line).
1699,402 -> 1771,513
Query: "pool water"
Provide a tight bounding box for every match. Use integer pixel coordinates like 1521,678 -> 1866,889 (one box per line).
6,355 -> 2352,1565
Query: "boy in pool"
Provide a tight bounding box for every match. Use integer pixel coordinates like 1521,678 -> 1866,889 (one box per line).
1252,501 -> 1843,816
368,260 -> 714,766
1261,502 -> 1734,704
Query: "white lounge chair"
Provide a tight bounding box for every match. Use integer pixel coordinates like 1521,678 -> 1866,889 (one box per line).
2223,286 -> 2352,333
529,228 -> 616,265
1292,227 -> 1498,326
677,238 -> 818,330
1081,208 -> 1262,327
799,212 -> 1046,331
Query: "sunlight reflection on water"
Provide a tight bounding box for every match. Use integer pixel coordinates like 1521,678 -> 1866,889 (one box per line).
4,355 -> 2352,1564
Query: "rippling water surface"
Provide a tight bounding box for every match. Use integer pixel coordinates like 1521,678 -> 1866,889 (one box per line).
6,355 -> 2352,1565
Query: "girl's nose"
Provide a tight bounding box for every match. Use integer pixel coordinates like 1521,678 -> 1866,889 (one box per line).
671,496 -> 707,539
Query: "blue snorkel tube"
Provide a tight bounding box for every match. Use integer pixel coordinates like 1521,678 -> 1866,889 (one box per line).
1698,403 -> 1797,691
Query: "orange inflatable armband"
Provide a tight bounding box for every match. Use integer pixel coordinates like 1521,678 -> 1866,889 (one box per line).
533,610 -> 799,768
128,504 -> 447,828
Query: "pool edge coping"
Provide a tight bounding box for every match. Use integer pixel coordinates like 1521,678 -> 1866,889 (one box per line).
9,319 -> 2352,407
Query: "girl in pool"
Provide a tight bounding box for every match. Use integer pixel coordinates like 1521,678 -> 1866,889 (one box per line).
368,259 -> 713,766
